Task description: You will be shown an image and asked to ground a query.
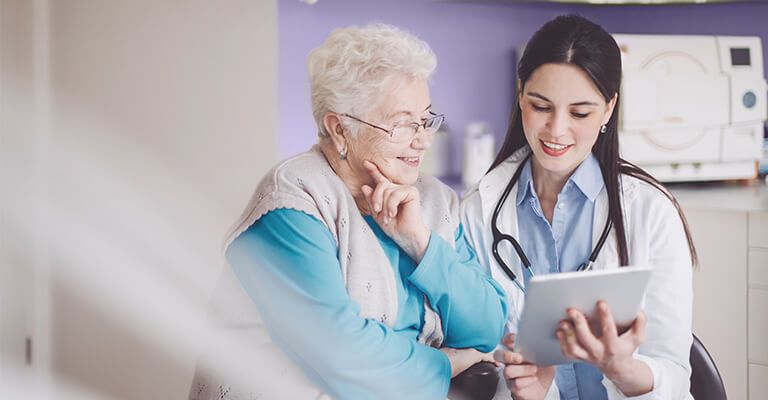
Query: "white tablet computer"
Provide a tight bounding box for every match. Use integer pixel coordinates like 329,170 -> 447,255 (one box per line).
514,266 -> 652,366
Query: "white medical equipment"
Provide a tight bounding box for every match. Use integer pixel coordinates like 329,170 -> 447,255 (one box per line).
615,34 -> 767,182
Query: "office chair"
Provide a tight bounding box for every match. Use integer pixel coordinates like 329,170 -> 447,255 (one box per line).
448,362 -> 498,400
449,333 -> 727,400
690,333 -> 727,400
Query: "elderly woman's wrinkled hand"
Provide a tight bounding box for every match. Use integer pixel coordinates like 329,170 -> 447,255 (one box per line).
440,347 -> 497,378
360,160 -> 431,262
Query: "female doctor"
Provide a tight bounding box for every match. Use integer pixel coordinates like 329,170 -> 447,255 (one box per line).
460,15 -> 697,400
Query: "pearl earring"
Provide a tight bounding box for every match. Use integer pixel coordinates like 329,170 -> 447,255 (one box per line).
600,124 -> 607,134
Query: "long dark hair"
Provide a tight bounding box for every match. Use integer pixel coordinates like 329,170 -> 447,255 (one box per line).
490,15 -> 697,267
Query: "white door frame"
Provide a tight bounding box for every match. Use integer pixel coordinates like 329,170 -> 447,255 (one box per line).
0,0 -> 51,395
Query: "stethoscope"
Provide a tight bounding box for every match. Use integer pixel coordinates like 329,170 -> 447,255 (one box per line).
491,153 -> 613,294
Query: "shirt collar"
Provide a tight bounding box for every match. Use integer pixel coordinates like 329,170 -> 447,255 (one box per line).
570,153 -> 604,202
514,153 -> 604,205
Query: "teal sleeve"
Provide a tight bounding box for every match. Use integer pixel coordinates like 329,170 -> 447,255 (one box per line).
408,224 -> 508,352
225,208 -> 451,400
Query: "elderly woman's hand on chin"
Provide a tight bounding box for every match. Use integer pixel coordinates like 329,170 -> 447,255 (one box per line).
361,160 -> 495,378
360,159 -> 431,263
360,159 -> 497,378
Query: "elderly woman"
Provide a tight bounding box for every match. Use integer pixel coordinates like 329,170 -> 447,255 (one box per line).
189,24 -> 507,400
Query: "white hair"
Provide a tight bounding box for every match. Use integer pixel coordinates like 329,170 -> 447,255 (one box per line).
307,24 -> 437,138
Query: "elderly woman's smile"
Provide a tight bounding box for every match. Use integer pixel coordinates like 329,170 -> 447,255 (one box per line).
397,156 -> 421,167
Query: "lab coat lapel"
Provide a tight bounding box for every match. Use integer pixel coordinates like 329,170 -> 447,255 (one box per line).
478,158 -> 523,281
477,150 -> 528,331
592,185 -> 621,271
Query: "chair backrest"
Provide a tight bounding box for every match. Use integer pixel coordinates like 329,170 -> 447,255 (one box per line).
690,333 -> 727,400
448,361 -> 498,400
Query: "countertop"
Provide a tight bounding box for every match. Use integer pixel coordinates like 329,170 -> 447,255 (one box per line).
669,178 -> 768,213
442,175 -> 768,212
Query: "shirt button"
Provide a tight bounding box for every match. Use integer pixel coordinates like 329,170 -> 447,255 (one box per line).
557,203 -> 564,209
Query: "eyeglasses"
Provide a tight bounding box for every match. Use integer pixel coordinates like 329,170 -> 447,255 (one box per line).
340,112 -> 445,143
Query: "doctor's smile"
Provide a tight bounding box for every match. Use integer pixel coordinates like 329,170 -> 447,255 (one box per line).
539,140 -> 573,157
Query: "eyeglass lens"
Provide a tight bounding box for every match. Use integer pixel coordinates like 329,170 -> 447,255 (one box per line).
390,115 -> 443,142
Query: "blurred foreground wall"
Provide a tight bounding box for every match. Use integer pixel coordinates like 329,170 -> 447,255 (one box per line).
0,1 -> 279,398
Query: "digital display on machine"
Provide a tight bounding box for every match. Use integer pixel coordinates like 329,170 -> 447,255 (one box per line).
730,48 -> 751,66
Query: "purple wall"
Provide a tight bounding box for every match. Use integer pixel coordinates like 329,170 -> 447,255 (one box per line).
278,0 -> 768,173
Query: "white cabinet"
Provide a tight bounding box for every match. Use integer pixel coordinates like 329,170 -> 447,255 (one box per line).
748,213 -> 768,398
750,364 -> 768,399
684,208 -> 748,400
673,183 -> 768,400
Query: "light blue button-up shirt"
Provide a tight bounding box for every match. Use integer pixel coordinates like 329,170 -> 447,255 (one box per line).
516,154 -> 608,400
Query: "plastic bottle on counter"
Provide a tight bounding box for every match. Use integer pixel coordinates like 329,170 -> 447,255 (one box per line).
462,121 -> 495,188
421,123 -> 452,179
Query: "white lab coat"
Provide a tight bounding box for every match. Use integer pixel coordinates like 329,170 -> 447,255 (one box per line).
460,148 -> 694,400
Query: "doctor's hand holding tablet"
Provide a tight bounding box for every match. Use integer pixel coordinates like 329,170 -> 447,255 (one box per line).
494,267 -> 654,399
495,304 -> 650,400
460,14 -> 698,400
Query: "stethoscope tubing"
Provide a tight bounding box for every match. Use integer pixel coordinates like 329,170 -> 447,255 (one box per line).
490,153 -> 612,294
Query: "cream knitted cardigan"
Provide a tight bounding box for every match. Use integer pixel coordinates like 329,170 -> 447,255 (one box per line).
190,145 -> 461,400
